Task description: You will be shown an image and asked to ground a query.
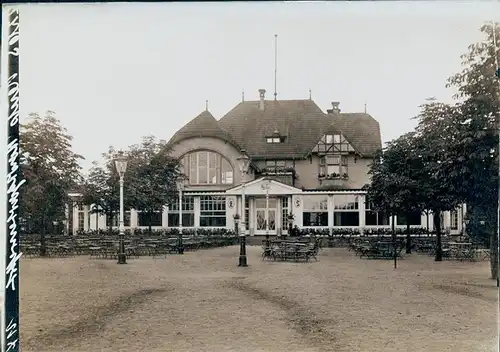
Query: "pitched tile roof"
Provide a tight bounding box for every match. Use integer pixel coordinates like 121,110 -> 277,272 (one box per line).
218,100 -> 328,159
167,110 -> 240,149
218,100 -> 382,158
327,113 -> 382,157
169,99 -> 382,159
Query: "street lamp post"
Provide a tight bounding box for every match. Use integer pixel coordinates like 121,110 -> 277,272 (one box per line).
176,175 -> 187,255
114,151 -> 128,265
237,150 -> 251,267
261,178 -> 271,248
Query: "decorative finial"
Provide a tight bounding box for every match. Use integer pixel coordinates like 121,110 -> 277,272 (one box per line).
309,89 -> 312,100
242,90 -> 245,102
364,100 -> 367,114
206,100 -> 208,111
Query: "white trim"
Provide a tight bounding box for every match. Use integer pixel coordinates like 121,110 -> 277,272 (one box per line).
225,178 -> 302,195
301,190 -> 367,195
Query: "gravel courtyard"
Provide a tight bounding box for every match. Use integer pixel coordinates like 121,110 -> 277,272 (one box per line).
21,246 -> 498,352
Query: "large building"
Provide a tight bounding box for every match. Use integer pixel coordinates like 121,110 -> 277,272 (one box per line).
71,89 -> 465,235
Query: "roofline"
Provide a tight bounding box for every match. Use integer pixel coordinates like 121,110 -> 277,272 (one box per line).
166,135 -> 242,152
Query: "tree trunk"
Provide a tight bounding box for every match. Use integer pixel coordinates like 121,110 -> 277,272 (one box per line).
96,212 -> 99,231
40,214 -> 47,257
434,211 -> 443,261
108,212 -> 113,234
405,212 -> 412,254
426,211 -> 430,234
490,231 -> 498,281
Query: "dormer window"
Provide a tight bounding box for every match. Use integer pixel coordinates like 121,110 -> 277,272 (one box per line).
266,137 -> 282,143
266,130 -> 285,143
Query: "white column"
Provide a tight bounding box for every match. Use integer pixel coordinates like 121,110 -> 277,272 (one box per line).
98,212 -> 106,230
194,197 -> 201,228
427,212 -> 434,232
226,196 -> 237,230
276,196 -> 282,235
65,203 -> 70,235
131,209 -> 139,228
358,194 -> 365,235
72,203 -> 79,233
293,195 -> 303,228
160,207 -> 167,228
249,198 -> 254,235
328,194 -> 334,234
89,205 -> 95,230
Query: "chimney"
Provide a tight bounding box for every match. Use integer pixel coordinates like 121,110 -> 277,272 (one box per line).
327,101 -> 341,114
258,89 -> 266,111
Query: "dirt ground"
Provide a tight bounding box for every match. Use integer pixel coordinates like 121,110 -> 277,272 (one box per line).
21,246 -> 498,352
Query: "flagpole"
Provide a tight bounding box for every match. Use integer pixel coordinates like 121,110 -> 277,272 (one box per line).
274,34 -> 278,101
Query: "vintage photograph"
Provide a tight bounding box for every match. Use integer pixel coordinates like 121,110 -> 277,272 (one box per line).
3,2 -> 499,351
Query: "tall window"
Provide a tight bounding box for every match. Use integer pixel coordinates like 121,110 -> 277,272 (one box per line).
365,201 -> 389,226
396,211 -> 422,226
107,210 -> 131,227
168,196 -> 195,227
450,210 -> 458,230
182,151 -> 233,185
138,211 -> 163,227
200,196 -> 226,227
302,195 -> 328,227
334,195 -> 359,226
320,155 -> 348,176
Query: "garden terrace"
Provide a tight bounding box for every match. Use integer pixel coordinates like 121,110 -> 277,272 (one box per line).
20,228 -> 238,259
21,246 -> 497,352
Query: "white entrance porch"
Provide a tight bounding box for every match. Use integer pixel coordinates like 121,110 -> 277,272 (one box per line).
225,178 -> 302,235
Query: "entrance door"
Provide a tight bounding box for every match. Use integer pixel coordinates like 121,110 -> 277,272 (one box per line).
255,198 -> 277,234
256,209 -> 276,231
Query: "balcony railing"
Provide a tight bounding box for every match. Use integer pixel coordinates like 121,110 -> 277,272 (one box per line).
318,172 -> 349,180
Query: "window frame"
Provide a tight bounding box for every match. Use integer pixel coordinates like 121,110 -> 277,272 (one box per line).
137,210 -> 163,227
450,210 -> 458,230
364,201 -> 390,226
183,151 -> 234,186
106,210 -> 131,227
168,196 -> 195,227
302,195 -> 328,227
333,195 -> 359,226
199,195 -> 227,227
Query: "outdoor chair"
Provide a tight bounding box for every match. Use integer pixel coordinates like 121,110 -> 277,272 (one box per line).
261,245 -> 274,261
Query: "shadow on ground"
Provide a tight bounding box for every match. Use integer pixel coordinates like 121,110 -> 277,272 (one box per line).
226,278 -> 338,348
25,288 -> 170,350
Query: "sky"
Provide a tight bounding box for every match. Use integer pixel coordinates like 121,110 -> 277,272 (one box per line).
14,1 -> 500,172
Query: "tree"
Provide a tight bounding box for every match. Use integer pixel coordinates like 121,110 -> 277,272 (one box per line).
20,111 -> 84,255
446,22 -> 500,278
81,160 -> 118,232
367,132 -> 424,254
126,135 -> 182,235
412,100 -> 464,261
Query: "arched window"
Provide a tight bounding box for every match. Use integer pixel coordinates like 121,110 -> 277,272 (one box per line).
182,150 -> 234,185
